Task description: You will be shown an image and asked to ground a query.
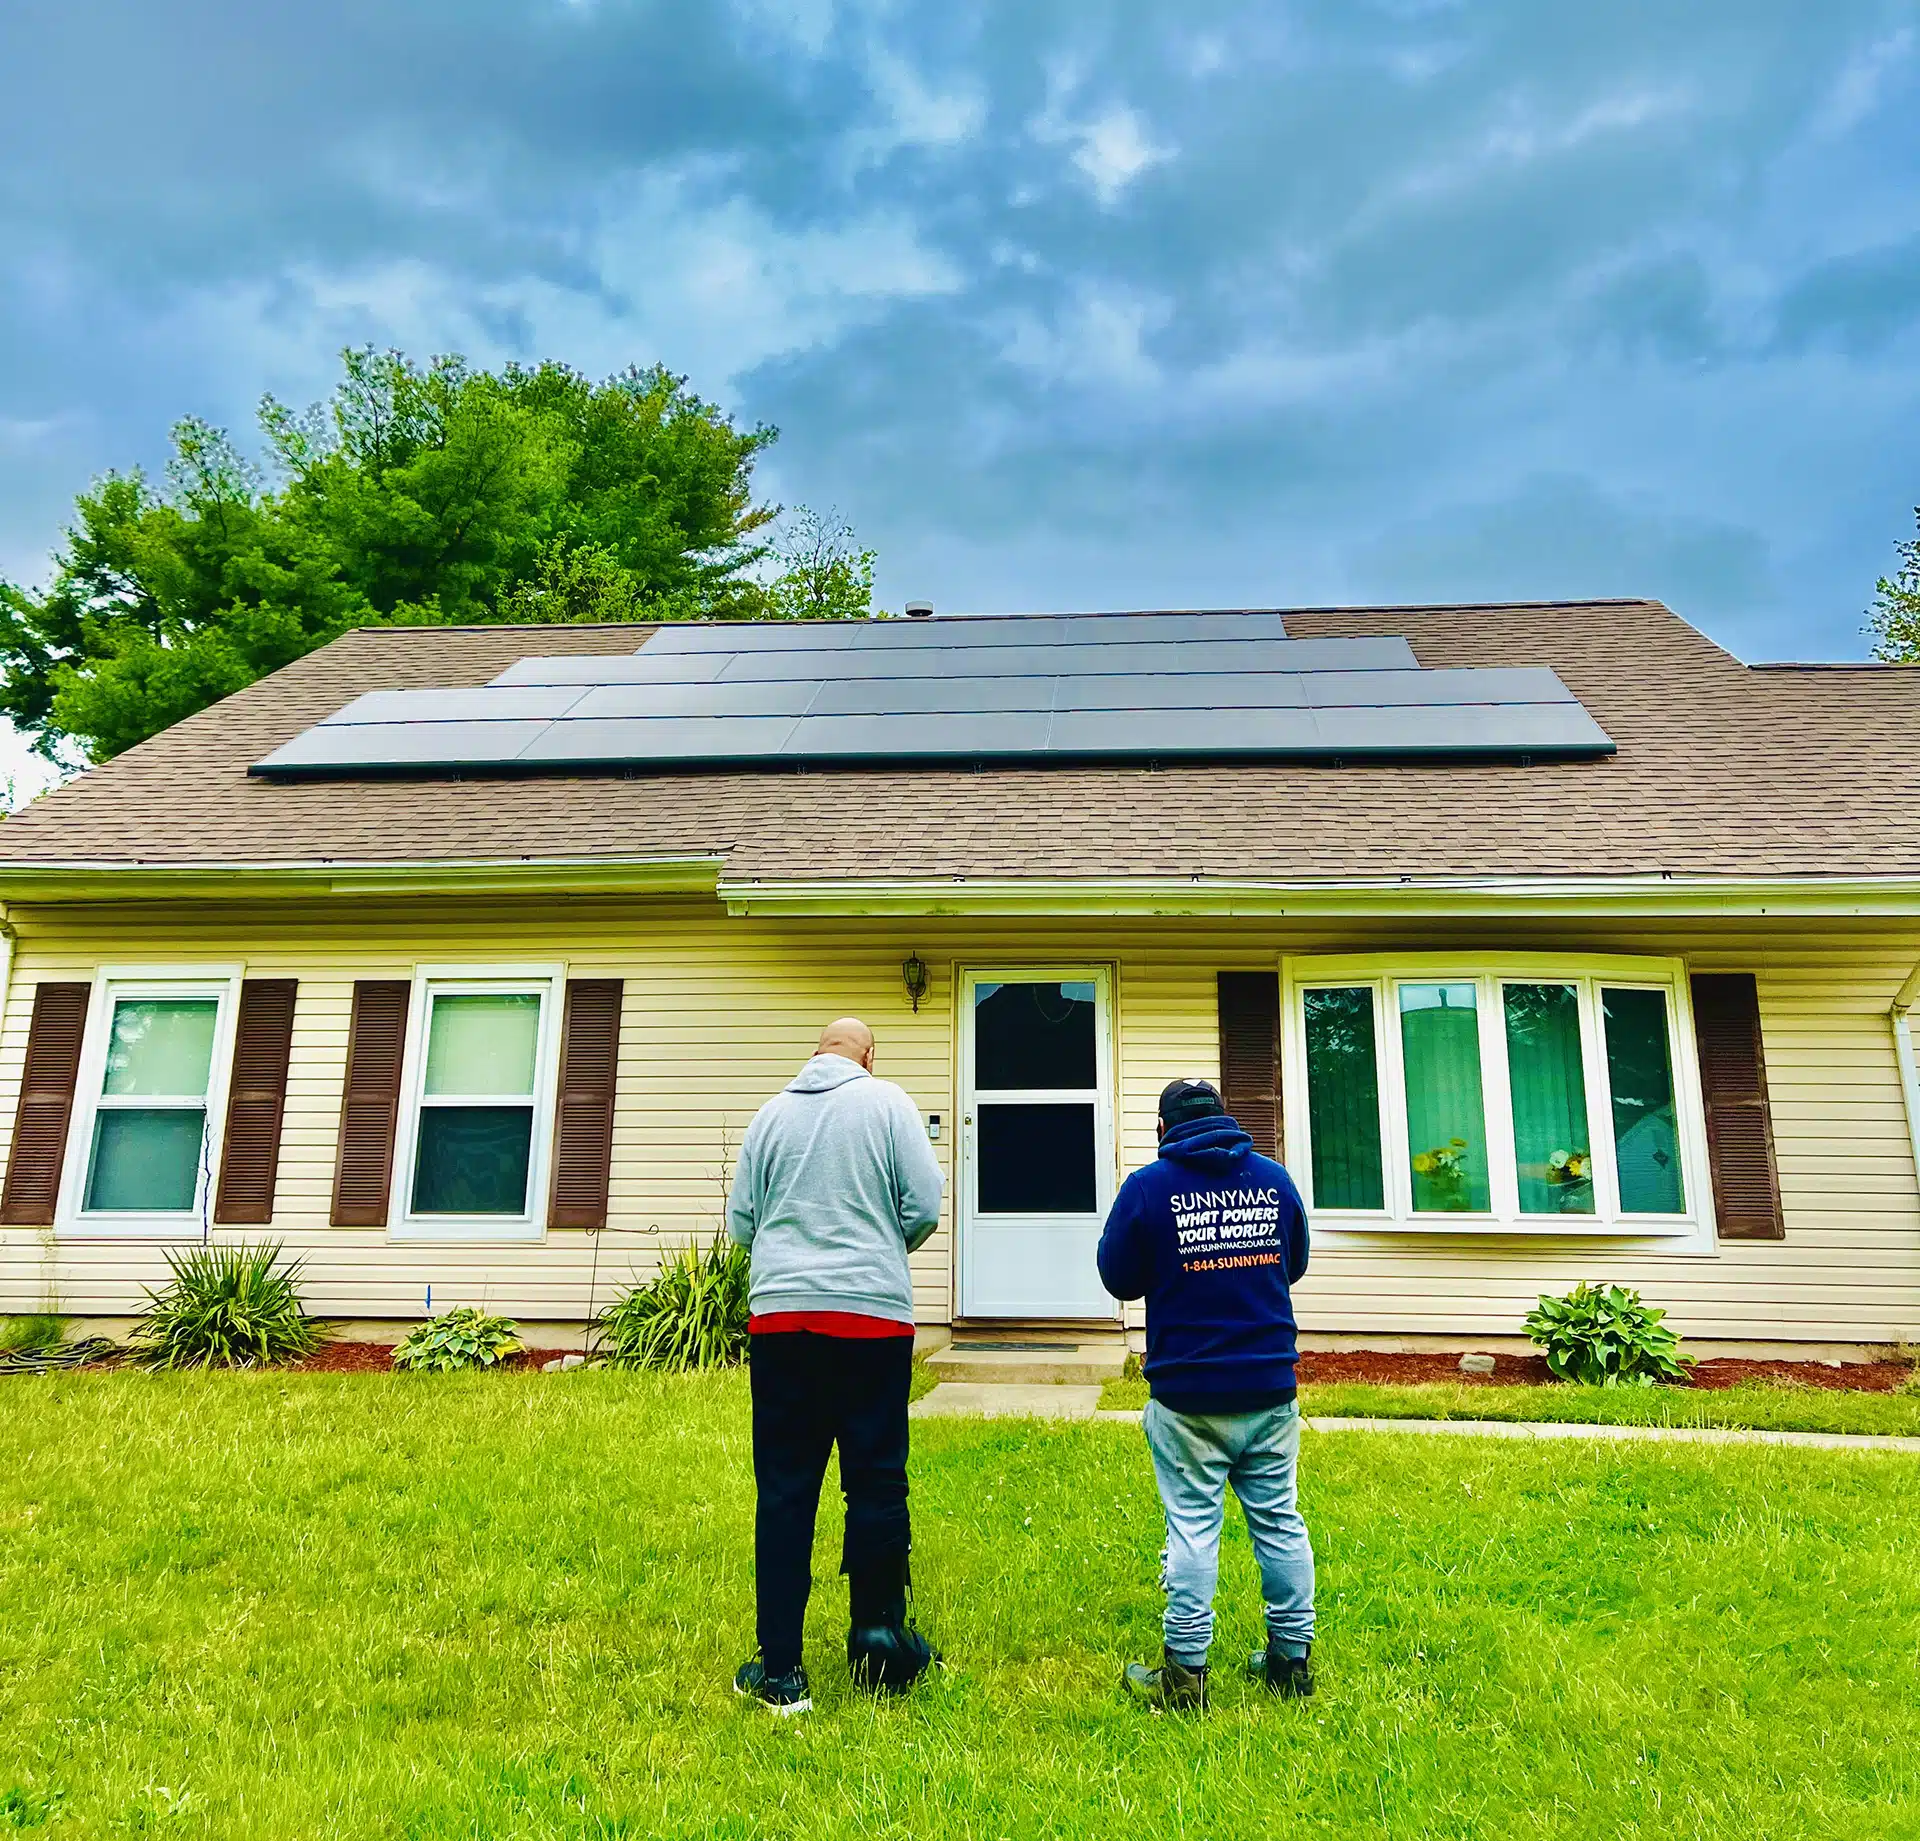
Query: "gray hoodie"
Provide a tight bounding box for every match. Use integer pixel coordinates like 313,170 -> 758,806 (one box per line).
726,1053 -> 945,1323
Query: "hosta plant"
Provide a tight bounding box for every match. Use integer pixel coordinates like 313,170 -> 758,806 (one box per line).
134,1242 -> 323,1370
1524,1281 -> 1691,1387
595,1233 -> 750,1372
392,1307 -> 523,1373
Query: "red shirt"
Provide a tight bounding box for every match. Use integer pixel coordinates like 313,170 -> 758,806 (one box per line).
748,1311 -> 916,1339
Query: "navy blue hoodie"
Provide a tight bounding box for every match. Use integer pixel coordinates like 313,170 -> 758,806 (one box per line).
1096,1114 -> 1310,1414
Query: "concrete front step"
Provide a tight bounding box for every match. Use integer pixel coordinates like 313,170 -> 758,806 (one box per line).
911,1383 -> 1104,1420
925,1343 -> 1129,1386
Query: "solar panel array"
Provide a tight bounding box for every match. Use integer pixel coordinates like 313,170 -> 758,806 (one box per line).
251,612 -> 1615,778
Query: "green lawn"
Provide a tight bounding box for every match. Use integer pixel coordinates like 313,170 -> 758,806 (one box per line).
1098,1375 -> 1920,1437
3,1374 -> 1919,1839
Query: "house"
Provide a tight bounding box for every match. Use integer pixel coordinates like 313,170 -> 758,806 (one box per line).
2,598 -> 1918,1355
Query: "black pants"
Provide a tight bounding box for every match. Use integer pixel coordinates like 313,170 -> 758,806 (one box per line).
749,1330 -> 913,1672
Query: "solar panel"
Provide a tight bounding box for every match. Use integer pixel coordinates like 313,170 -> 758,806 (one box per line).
567,680 -> 823,721
488,630 -> 1419,686
253,613 -> 1614,777
636,609 -> 1303,652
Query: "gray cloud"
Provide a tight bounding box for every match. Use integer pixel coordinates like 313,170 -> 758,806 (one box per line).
3,0 -> 1919,677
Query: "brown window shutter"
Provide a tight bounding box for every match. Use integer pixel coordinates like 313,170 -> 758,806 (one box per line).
1,983 -> 91,1226
331,980 -> 410,1228
1690,972 -> 1783,1241
214,979 -> 298,1225
1218,971 -> 1282,1158
549,978 -> 623,1229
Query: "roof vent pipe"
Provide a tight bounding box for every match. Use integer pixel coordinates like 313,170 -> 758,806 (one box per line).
904,600 -> 934,619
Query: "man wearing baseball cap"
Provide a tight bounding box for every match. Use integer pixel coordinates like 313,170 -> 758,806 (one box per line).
1097,1076 -> 1315,1711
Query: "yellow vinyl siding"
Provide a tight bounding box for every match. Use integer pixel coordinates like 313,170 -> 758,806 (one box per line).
1,898 -> 1917,1344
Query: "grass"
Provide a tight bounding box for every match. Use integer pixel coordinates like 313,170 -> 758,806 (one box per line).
0,1316 -> 67,1356
2,1373 -> 1918,1838
1097,1375 -> 1920,1437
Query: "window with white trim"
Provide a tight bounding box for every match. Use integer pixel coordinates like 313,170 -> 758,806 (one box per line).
1283,955 -> 1707,1237
391,969 -> 563,1241
63,971 -> 240,1232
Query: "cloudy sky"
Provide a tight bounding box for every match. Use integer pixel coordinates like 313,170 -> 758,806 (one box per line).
3,0 -> 1918,789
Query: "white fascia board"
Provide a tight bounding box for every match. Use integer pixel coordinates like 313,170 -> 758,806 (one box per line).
717,874 -> 1920,919
0,856 -> 727,904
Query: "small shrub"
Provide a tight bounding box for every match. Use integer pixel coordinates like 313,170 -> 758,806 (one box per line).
134,1242 -> 321,1370
392,1307 -> 523,1373
0,1315 -> 68,1357
596,1233 -> 749,1372
1524,1281 -> 1691,1387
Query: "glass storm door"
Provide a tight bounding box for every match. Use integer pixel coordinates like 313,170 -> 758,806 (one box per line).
959,970 -> 1117,1319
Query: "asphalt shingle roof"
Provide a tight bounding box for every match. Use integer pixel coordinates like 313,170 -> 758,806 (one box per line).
3,601 -> 1916,884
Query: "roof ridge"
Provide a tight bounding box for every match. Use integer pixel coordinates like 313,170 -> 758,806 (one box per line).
330,598 -> 1665,640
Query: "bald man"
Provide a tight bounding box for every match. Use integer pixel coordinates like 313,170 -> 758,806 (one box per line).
725,1017 -> 945,1714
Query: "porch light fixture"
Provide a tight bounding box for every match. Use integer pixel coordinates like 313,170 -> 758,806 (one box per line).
902,951 -> 930,1012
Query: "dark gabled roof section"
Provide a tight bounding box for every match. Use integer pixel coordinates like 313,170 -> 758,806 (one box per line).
2,600 -> 1917,884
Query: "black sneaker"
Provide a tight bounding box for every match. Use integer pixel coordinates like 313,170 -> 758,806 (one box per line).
1247,1641 -> 1313,1699
848,1619 -> 938,1695
1123,1649 -> 1208,1712
733,1656 -> 812,1716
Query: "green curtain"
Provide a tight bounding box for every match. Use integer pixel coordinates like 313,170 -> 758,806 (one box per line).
1399,983 -> 1491,1213
1603,988 -> 1686,1213
1503,984 -> 1594,1215
1304,987 -> 1384,1209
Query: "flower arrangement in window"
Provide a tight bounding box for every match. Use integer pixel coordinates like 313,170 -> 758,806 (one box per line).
1545,1147 -> 1593,1212
1411,1138 -> 1472,1210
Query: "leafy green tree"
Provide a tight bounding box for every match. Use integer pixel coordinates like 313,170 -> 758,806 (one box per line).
1869,508 -> 1920,661
764,505 -> 882,621
0,349 -> 784,762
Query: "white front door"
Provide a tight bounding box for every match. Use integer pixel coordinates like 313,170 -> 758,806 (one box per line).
958,968 -> 1118,1319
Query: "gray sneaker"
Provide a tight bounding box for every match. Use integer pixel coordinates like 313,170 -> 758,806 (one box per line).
1247,1641 -> 1313,1699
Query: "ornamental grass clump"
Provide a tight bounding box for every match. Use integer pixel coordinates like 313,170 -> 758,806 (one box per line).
0,1314 -> 68,1357
1524,1281 -> 1691,1387
595,1232 -> 749,1372
391,1307 -> 523,1373
134,1242 -> 322,1370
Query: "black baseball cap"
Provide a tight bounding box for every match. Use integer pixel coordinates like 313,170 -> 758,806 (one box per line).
1158,1078 -> 1226,1127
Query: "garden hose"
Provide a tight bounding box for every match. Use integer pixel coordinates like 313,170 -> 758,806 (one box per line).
0,1338 -> 121,1375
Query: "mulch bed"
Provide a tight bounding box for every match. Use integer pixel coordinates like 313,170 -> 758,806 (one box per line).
24,1343 -> 1909,1392
291,1342 -> 549,1373
1295,1350 -> 1912,1393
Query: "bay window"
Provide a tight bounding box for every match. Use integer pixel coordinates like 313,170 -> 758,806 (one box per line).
1283,955 -> 1705,1238
391,967 -> 564,1242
